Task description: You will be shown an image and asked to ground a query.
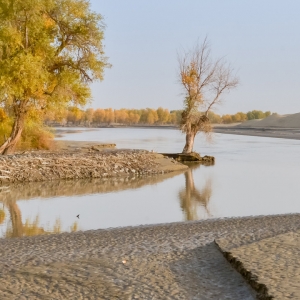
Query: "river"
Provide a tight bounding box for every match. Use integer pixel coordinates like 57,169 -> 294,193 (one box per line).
1,127 -> 300,238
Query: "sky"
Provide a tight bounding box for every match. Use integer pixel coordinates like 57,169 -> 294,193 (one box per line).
88,1 -> 300,115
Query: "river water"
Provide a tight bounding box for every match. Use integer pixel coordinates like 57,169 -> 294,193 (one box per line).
1,127 -> 300,238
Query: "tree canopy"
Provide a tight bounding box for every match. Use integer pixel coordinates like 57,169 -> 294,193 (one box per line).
0,0 -> 110,153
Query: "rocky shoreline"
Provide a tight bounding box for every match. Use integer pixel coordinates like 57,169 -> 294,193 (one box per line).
0,148 -> 188,183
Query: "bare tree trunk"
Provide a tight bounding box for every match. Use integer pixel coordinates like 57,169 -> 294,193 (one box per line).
0,112 -> 26,155
182,131 -> 196,153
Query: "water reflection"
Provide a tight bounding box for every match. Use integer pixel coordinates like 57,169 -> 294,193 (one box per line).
0,170 -> 185,238
179,164 -> 212,221
0,171 -> 184,202
1,197 -> 76,238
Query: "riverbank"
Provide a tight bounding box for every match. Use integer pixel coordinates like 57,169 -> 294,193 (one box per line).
213,125 -> 300,140
54,123 -> 300,141
0,146 -> 188,183
1,214 -> 299,299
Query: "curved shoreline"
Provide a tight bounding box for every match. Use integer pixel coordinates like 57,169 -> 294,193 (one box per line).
0,148 -> 188,184
1,214 -> 299,298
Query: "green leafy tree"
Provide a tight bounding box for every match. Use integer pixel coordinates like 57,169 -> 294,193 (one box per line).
0,0 -> 110,154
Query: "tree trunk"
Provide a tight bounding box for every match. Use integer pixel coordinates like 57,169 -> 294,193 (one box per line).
0,112 -> 26,155
182,131 -> 196,153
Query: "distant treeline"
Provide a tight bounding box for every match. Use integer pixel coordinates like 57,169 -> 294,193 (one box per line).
45,107 -> 273,126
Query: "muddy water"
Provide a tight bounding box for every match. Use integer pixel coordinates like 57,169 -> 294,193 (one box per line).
1,127 -> 300,238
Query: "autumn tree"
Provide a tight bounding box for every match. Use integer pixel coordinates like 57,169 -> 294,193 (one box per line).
168,112 -> 177,124
93,108 -> 105,124
84,108 -> 94,126
157,107 -> 169,124
146,109 -> 158,124
0,0 -> 110,154
127,111 -> 140,124
207,111 -> 222,124
222,114 -> 233,124
232,112 -> 247,122
115,109 -> 128,124
67,107 -> 84,124
178,38 -> 238,153
104,108 -> 114,124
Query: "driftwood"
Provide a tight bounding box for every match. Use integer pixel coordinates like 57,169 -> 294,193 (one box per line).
0,150 -> 163,183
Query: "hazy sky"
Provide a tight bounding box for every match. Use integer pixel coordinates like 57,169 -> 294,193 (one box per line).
89,1 -> 300,115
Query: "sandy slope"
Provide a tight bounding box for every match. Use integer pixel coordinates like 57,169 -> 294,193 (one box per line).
237,112 -> 300,128
213,112 -> 300,140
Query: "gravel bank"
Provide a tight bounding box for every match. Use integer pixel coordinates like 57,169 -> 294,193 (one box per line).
1,214 -> 300,299
0,149 -> 187,183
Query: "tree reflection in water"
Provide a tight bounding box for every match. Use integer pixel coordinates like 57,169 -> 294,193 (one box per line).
179,163 -> 213,221
0,171 -> 183,238
1,197 -> 78,238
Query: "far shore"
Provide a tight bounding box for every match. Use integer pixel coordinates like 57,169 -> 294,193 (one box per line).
213,125 -> 300,140
53,123 -> 300,141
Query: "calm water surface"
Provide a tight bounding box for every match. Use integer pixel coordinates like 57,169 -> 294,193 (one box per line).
1,127 -> 300,238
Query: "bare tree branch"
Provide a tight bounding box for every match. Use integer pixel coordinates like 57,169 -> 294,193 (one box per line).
178,38 -> 239,153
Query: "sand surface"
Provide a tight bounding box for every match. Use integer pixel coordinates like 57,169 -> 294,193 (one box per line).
216,230 -> 300,299
214,126 -> 300,140
237,113 -> 300,129
1,214 -> 300,299
214,112 -> 300,140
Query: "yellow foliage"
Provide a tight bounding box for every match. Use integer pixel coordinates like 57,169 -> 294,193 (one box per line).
19,122 -> 54,151
0,209 -> 5,225
23,217 -> 46,236
0,108 -> 7,122
43,14 -> 56,28
0,115 -> 54,151
70,222 -> 78,232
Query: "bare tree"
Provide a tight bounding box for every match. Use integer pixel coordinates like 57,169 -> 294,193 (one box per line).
178,38 -> 239,153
